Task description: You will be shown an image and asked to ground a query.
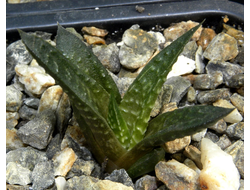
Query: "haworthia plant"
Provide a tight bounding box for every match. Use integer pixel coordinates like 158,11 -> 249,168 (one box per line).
18,20 -> 233,178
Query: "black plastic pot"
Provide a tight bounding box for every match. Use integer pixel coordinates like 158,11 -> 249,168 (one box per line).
7,0 -> 243,40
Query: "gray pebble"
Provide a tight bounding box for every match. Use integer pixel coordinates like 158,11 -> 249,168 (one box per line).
197,88 -> 231,104
23,97 -> 40,109
18,105 -> 37,120
226,73 -> 244,88
46,134 -> 62,160
66,175 -> 98,190
105,169 -> 134,188
204,131 -> 220,143
208,119 -> 227,134
6,85 -> 23,112
181,41 -> 198,60
226,122 -> 244,140
215,134 -> 232,150
135,175 -> 157,190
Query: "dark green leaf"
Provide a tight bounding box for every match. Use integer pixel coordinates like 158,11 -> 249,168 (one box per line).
119,21 -> 204,148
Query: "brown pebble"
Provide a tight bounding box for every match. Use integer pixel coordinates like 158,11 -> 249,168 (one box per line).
197,28 -> 216,51
84,35 -> 106,45
81,26 -> 108,37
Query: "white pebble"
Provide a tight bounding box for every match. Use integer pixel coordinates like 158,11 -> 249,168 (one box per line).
199,138 -> 240,190
55,176 -> 67,190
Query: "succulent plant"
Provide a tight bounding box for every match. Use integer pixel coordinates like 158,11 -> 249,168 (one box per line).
18,21 -> 232,179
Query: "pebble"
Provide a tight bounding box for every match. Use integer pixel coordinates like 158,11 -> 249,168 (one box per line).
226,73 -> 244,88
6,40 -> 32,83
163,136 -> 191,154
6,129 -> 26,151
181,41 -> 198,60
92,43 -> 121,73
226,122 -> 244,140
6,146 -> 48,171
55,176 -> 67,190
6,111 -> 20,129
23,97 -> 40,109
163,20 -> 202,42
46,134 -> 61,160
17,109 -> 56,150
193,73 -> 223,90
15,64 -> 55,96
208,119 -> 227,134
204,131 -> 220,143
105,169 -> 134,188
183,145 -> 202,169
63,125 -> 86,147
224,140 -> 244,178
18,105 -> 37,120
6,162 -> 32,186
215,134 -> 232,150
191,128 -> 207,142
195,45 -> 205,73
119,28 -> 158,69
31,160 -> 54,190
230,93 -> 244,116
164,76 -> 191,104
84,34 -> 106,45
66,159 -> 95,178
53,147 -> 77,177
213,99 -> 243,123
223,23 -> 244,46
167,55 -> 196,79
187,86 -> 196,103
155,160 -> 200,190
81,26 -> 108,37
183,158 -> 201,174
203,32 -> 238,61
199,138 -> 240,190
197,28 -> 216,51
134,175 -> 158,190
161,102 -> 177,114
197,88 -> 231,104
6,85 -> 23,112
6,184 -> 30,190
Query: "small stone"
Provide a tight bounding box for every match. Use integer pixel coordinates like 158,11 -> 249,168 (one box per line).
53,147 -> 77,177
193,74 -> 212,90
204,131 -> 220,143
203,32 -> 238,61
208,119 -> 227,134
213,99 -> 243,123
224,140 -> 244,178
95,180 -> 134,190
66,175 -> 98,190
165,76 -> 191,104
17,109 -> 56,150
46,134 -> 62,160
6,129 -> 26,151
183,145 -> 202,169
23,97 -> 40,109
81,26 -> 108,37
6,111 -> 20,129
66,159 -> 95,178
199,138 -> 240,190
38,85 -> 63,113
239,179 -> 244,190
197,28 -> 216,51
181,41 -> 198,60
206,61 -> 243,84
31,160 -> 55,190
226,73 -> 244,88
147,31 -> 166,49
236,86 -> 244,96
105,169 -> 134,188
55,177 -> 67,190
63,125 -> 86,147
6,184 -> 30,190
84,34 -> 106,45
134,175 -> 158,190
6,40 -> 33,83
15,64 -> 55,96
216,134 -> 232,150
226,122 -> 244,140
163,20 -> 202,42
223,23 -> 244,46
6,85 -> 23,112
161,102 -> 177,114
18,105 -> 37,120
155,160 -> 200,190
191,128 -> 207,142
92,43 -> 121,73
6,162 -> 32,186
119,28 -> 158,69
195,45 -> 205,74
197,88 -> 231,104
230,93 -> 244,116
163,136 -> 191,154
184,158 -> 200,174
187,86 -> 196,103
167,55 -> 196,79
135,5 -> 145,13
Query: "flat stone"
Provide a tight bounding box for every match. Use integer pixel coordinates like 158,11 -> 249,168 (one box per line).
18,105 -> 37,120
213,99 -> 243,123
82,26 -> 108,37
6,146 -> 48,171
163,20 -> 202,42
208,119 -> 227,134
161,102 -> 177,114
206,61 -> 244,84
53,147 -> 77,177
6,162 -> 32,186
134,175 -> 158,190
199,138 -> 240,190
167,55 -> 196,79
92,43 -> 121,73
163,136 -> 191,154
224,140 -> 244,178
197,88 -> 231,104
38,85 -> 63,113
183,145 -> 202,169
155,160 -> 200,190
165,76 -> 191,104
119,28 -> 158,69
197,28 -> 216,51
203,32 -> 238,61
84,35 -> 106,45
31,160 -> 55,190
226,122 -> 244,140
6,129 -> 26,151
95,180 -> 134,190
105,169 -> 134,188
230,93 -> 244,116
6,111 -> 20,129
191,128 -> 207,142
66,159 -> 95,178
226,73 -> 244,88
6,85 -> 23,112
6,40 -> 33,83
17,109 -> 56,150
15,64 -> 55,96
215,134 -> 232,150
